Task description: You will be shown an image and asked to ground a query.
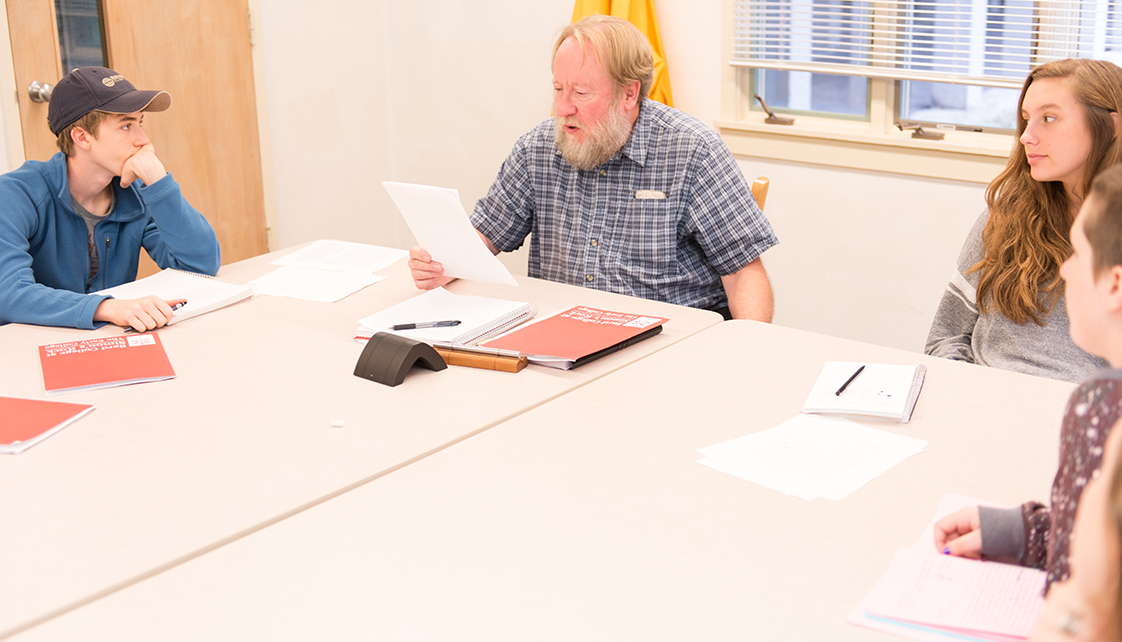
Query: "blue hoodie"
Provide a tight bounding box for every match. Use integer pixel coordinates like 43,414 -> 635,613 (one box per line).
0,152 -> 220,329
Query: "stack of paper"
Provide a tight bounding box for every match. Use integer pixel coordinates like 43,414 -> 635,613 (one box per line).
253,240 -> 408,302
849,495 -> 1047,641
697,414 -> 928,501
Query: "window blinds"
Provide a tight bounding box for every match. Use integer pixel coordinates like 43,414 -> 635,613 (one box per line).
731,0 -> 1122,88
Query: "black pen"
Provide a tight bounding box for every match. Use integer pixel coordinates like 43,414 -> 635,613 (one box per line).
391,320 -> 461,331
835,365 -> 865,396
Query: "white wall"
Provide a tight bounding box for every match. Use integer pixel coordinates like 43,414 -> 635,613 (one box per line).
256,0 -> 571,262
254,0 -> 988,352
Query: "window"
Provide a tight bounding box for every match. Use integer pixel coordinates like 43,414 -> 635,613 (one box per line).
55,0 -> 107,72
720,0 -> 1122,180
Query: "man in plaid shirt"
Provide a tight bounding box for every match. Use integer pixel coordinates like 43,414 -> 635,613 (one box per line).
409,15 -> 777,321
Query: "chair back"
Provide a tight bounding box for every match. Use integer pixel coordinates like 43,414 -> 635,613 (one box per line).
750,177 -> 769,211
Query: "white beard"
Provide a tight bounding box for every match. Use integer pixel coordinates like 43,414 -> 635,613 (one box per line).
553,100 -> 633,170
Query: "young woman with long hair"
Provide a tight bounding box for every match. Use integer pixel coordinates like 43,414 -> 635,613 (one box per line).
926,59 -> 1122,383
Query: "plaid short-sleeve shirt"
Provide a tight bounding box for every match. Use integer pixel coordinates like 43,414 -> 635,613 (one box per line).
470,99 -> 778,311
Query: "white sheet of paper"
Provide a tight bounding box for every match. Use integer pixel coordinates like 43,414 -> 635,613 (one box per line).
383,181 -> 517,286
251,267 -> 385,302
698,414 -> 927,501
269,240 -> 407,273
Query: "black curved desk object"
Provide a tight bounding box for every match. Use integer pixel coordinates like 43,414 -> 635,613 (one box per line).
354,332 -> 447,387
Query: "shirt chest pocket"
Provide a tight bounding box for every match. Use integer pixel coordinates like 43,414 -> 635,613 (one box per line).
610,197 -> 680,279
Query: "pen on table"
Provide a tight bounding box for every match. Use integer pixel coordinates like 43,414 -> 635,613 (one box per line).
391,320 -> 461,331
835,364 -> 865,396
123,301 -> 186,333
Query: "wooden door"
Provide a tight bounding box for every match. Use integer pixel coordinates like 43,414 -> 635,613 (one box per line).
4,1 -> 268,272
5,2 -> 62,162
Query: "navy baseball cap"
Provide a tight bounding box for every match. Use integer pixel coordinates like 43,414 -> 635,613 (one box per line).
47,66 -> 171,136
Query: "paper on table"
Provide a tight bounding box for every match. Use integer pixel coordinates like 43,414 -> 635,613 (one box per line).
383,181 -> 517,286
697,414 -> 927,501
251,267 -> 385,302
269,240 -> 407,273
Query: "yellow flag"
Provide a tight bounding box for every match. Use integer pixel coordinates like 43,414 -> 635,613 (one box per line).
571,0 -> 674,107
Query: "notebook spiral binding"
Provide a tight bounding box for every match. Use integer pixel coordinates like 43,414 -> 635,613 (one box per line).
168,268 -> 259,295
456,303 -> 538,345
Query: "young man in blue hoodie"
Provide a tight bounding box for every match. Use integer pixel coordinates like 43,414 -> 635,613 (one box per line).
0,66 -> 220,331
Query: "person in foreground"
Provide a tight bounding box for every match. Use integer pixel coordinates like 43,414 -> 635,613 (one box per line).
0,66 -> 219,331
926,59 -> 1122,383
1029,424 -> 1122,641
935,163 -> 1122,599
408,15 -> 778,321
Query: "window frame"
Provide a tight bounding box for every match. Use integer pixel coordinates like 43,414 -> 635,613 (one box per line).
718,0 -> 1016,184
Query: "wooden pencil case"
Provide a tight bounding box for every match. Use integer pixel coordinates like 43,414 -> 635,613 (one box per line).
433,348 -> 528,373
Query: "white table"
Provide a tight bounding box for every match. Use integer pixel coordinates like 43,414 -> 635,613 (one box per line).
8,321 -> 1075,641
0,246 -> 721,638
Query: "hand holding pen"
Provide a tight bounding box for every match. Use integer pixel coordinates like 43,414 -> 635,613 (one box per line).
120,299 -> 187,333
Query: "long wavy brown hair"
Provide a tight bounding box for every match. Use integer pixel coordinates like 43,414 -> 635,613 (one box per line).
976,59 -> 1122,324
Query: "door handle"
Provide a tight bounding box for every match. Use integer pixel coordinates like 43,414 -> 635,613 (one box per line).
28,81 -> 53,103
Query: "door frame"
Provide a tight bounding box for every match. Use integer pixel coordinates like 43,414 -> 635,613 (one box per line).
0,0 -> 279,253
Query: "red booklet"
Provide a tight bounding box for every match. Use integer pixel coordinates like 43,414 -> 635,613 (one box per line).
0,396 -> 95,454
483,306 -> 668,370
39,334 -> 176,395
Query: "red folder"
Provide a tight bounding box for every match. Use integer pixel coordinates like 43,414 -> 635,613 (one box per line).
0,396 -> 94,454
483,306 -> 667,369
39,334 -> 176,395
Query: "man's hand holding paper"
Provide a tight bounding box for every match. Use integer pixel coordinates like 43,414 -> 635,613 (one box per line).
383,181 -> 516,287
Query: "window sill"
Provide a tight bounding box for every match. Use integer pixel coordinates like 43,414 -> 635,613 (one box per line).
716,118 -> 1012,184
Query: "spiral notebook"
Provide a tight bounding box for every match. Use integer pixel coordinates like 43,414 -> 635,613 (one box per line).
355,287 -> 536,345
801,362 -> 927,423
95,268 -> 256,325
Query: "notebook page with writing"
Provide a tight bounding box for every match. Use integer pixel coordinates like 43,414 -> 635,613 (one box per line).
862,550 -> 1046,637
848,495 -> 1045,642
